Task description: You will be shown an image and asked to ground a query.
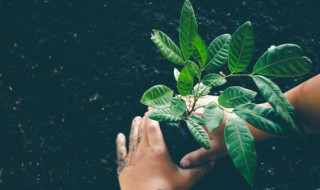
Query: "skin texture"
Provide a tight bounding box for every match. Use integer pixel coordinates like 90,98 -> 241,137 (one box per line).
117,112 -> 215,190
117,74 -> 320,189
180,74 -> 320,168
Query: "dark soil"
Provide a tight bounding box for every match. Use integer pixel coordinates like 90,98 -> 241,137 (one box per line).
0,0 -> 319,190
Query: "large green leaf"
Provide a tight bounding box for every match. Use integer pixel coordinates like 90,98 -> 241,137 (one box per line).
203,101 -> 224,132
179,0 -> 198,60
149,108 -> 182,122
202,73 -> 226,87
253,44 -> 312,77
151,30 -> 185,65
186,60 -> 201,79
252,75 -> 302,135
186,120 -> 211,150
140,85 -> 173,109
188,114 -> 205,125
204,34 -> 231,70
170,97 -> 186,116
192,83 -> 211,96
174,68 -> 180,81
234,103 -> 294,137
193,34 -> 208,68
178,66 -> 194,96
224,114 -> 256,187
218,86 -> 257,108
228,21 -> 255,73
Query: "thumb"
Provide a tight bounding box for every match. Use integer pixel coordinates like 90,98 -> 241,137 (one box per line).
180,148 -> 214,168
181,161 -> 215,187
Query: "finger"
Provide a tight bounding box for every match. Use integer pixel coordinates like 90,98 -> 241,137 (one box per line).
181,161 -> 215,187
145,116 -> 166,147
180,148 -> 213,168
138,112 -> 149,147
116,133 -> 127,173
128,116 -> 141,156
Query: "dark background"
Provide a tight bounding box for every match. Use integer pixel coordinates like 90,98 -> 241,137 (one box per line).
0,0 -> 319,189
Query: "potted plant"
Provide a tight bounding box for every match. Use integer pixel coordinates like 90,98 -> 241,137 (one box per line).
140,0 -> 312,187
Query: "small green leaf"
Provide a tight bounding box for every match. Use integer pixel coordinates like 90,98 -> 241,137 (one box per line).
188,114 -> 205,125
179,0 -> 198,60
186,60 -> 201,79
151,30 -> 185,65
174,68 -> 180,81
149,108 -> 182,122
170,97 -> 186,116
253,44 -> 312,77
218,86 -> 257,108
192,83 -> 211,96
178,66 -> 194,96
204,34 -> 231,70
234,103 -> 294,137
202,73 -> 226,87
193,34 -> 208,68
224,114 -> 256,187
252,75 -> 302,135
186,120 -> 211,150
228,21 -> 255,73
140,85 -> 173,109
203,102 -> 224,132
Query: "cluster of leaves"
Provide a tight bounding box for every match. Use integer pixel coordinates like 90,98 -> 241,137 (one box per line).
140,0 -> 312,187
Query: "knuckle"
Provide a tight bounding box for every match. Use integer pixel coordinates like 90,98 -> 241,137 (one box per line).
151,146 -> 166,155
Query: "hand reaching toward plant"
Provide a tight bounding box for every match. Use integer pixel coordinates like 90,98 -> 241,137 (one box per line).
117,112 -> 215,190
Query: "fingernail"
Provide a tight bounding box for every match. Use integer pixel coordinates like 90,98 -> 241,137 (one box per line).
180,159 -> 190,167
134,116 -> 141,121
117,133 -> 124,139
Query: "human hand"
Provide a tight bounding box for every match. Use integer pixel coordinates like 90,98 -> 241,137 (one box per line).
117,112 -> 214,190
180,95 -> 229,168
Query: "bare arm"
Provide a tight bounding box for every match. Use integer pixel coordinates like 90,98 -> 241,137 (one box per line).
180,74 -> 320,167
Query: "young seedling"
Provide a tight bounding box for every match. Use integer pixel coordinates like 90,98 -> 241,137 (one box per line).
140,0 -> 312,187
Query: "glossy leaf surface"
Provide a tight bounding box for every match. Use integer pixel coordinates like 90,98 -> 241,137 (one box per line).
204,34 -> 231,70
170,97 -> 186,116
203,101 -> 224,132
228,21 -> 255,73
188,114 -> 205,125
179,0 -> 198,60
151,29 -> 185,65
225,114 -> 256,187
218,86 -> 257,108
186,120 -> 211,150
187,60 -> 201,79
178,66 -> 194,96
193,34 -> 208,68
192,83 -> 211,96
253,44 -> 312,77
149,108 -> 182,122
202,73 -> 226,87
140,85 -> 173,109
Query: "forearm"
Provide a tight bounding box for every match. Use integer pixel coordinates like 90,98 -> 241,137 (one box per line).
218,74 -> 320,142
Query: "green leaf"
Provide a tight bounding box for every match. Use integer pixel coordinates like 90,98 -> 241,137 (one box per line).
234,103 -> 294,137
149,108 -> 182,122
193,34 -> 208,68
186,120 -> 211,150
186,60 -> 201,79
174,68 -> 180,81
179,0 -> 198,60
218,86 -> 257,108
170,97 -> 186,116
252,75 -> 302,135
253,44 -> 312,77
203,101 -> 224,132
202,73 -> 226,87
228,21 -> 255,73
140,85 -> 173,109
224,114 -> 256,187
204,34 -> 231,70
178,66 -> 194,96
192,83 -> 211,96
151,30 -> 185,65
188,114 -> 205,125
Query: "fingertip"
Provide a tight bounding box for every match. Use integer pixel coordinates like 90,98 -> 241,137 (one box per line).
180,159 -> 190,168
